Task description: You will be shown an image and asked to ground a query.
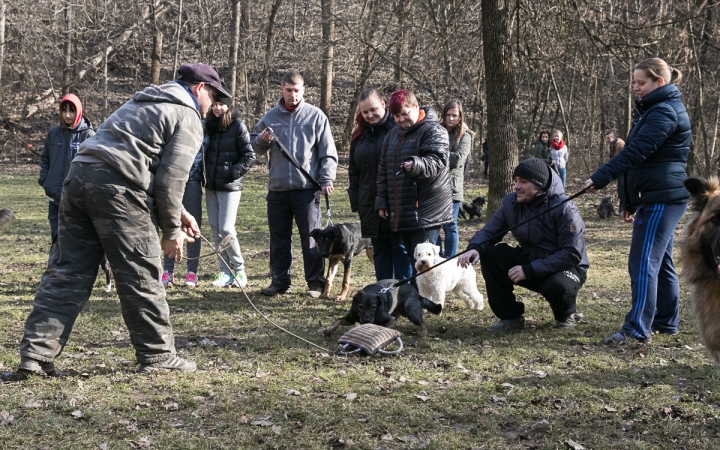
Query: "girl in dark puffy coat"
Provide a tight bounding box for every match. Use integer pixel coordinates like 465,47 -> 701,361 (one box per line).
204,97 -> 257,287
376,89 -> 453,276
348,88 -> 412,281
585,57 -> 690,343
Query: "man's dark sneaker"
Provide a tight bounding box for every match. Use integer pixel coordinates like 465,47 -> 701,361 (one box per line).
307,283 -> 324,299
603,331 -> 651,345
138,356 -> 196,373
488,316 -> 525,332
555,315 -> 575,329
18,357 -> 55,376
260,284 -> 289,297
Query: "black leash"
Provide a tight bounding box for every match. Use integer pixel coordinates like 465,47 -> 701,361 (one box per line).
380,186 -> 590,293
266,127 -> 332,226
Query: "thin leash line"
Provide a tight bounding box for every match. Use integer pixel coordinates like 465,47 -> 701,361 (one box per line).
382,186 -> 590,292
199,234 -> 330,353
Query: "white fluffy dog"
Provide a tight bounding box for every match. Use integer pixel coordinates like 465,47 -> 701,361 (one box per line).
414,242 -> 484,311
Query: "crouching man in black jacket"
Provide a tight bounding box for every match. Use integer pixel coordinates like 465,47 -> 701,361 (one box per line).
458,158 -> 589,331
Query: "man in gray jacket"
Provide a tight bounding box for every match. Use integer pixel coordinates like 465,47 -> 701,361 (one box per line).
458,158 -> 589,331
251,71 -> 338,297
19,63 -> 230,375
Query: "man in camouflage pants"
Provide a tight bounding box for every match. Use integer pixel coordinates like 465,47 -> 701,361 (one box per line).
19,64 -> 230,375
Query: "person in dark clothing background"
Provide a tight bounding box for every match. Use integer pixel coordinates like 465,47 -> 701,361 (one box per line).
39,94 -> 95,239
459,158 -> 589,332
348,87 -> 412,281
531,131 -> 552,166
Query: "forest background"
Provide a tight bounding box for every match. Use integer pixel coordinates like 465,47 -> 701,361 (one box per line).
0,0 -> 718,207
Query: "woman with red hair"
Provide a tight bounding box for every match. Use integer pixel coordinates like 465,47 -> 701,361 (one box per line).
376,89 -> 453,279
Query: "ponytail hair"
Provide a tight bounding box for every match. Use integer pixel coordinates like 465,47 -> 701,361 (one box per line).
351,87 -> 384,142
635,57 -> 682,85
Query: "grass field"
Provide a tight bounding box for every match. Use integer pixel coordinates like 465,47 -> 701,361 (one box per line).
0,163 -> 718,449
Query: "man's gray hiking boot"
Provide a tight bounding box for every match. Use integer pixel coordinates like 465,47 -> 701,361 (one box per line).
554,315 -> 576,329
18,357 -> 55,376
138,356 -> 196,373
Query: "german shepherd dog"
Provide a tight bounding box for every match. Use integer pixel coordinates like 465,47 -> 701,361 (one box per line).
682,177 -> 720,365
310,222 -> 373,301
322,279 -> 442,337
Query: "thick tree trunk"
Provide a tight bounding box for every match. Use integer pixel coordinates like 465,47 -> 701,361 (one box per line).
254,0 -> 283,118
63,1 -> 73,92
0,0 -> 5,114
482,0 -> 518,215
320,0 -> 335,115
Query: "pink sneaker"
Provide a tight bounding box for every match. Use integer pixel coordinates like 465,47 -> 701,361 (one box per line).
161,271 -> 174,287
184,272 -> 198,288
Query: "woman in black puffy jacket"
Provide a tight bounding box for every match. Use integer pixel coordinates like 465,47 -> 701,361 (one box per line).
204,97 -> 257,287
348,87 -> 412,281
376,89 -> 453,275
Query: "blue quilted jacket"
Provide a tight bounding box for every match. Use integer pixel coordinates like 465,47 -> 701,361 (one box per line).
590,84 -> 690,212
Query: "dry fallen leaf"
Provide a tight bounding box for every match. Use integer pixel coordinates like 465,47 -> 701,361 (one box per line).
417,380 -> 429,385
25,400 -> 45,408
415,395 -> 430,402
70,410 -> 84,419
604,406 -> 617,412
533,370 -> 547,379
565,439 -> 585,450
162,402 -> 179,411
238,415 -> 249,424
380,433 -> 394,441
271,425 -> 281,435
491,395 -> 506,403
251,419 -> 273,427
286,389 -> 301,396
0,410 -> 14,426
344,393 -> 357,401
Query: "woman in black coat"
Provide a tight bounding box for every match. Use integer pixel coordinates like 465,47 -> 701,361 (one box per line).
204,97 -> 257,287
348,88 -> 412,280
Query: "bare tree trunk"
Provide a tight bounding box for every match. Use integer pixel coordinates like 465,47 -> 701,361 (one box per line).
254,0 -> 283,117
229,0 -> 242,99
394,2 -> 408,88
63,0 -> 73,92
150,1 -> 163,85
173,0 -> 183,79
0,0 -> 5,114
621,62 -> 633,138
482,0 -> 518,214
320,0 -> 335,115
103,32 -> 109,121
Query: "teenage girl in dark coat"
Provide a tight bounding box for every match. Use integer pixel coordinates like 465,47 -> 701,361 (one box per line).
585,57 -> 690,343
205,97 -> 257,287
348,88 -> 412,280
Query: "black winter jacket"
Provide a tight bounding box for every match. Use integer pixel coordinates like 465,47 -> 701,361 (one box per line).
467,168 -> 589,281
376,107 -> 453,231
348,111 -> 396,238
590,84 -> 690,213
39,116 -> 95,203
204,112 -> 256,192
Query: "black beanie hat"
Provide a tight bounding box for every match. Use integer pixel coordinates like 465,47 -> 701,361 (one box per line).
513,158 -> 550,189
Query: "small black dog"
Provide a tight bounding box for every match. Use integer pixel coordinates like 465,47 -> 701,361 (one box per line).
596,197 -> 617,219
310,222 -> 373,300
323,279 -> 442,337
458,196 -> 486,220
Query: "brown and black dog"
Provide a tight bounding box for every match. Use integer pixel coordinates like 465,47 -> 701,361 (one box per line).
682,177 -> 720,366
322,279 -> 442,337
310,222 -> 373,301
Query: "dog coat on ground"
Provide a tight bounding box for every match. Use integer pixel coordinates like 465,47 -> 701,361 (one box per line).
414,242 -> 484,311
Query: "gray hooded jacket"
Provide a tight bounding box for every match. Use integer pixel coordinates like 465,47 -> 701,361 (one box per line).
467,168 -> 589,281
250,98 -> 337,191
75,82 -> 203,241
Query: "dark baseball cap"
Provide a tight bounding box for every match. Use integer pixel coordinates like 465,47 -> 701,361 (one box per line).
177,63 -> 231,98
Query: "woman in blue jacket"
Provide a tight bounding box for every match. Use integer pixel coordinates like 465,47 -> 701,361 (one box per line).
584,58 -> 690,343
